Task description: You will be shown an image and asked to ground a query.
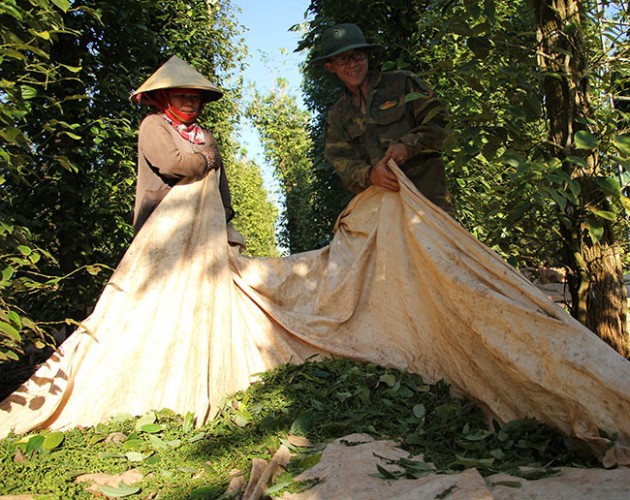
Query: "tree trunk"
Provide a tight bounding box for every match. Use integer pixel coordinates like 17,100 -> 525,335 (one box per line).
533,0 -> 628,356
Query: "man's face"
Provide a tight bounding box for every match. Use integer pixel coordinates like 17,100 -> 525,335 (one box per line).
325,49 -> 369,91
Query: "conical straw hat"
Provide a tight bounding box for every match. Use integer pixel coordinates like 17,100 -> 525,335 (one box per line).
131,55 -> 223,104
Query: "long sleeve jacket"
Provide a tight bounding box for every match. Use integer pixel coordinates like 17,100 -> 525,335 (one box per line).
133,113 -> 233,232
324,70 -> 452,212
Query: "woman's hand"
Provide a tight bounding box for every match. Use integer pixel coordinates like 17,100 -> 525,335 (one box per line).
197,148 -> 220,172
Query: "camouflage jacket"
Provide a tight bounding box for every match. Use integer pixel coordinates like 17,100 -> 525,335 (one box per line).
324,70 -> 452,210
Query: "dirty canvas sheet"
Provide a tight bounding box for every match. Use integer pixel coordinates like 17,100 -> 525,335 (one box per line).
1,163 -> 629,465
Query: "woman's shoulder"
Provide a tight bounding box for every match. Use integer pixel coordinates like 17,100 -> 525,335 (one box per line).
140,113 -> 165,128
138,114 -> 172,139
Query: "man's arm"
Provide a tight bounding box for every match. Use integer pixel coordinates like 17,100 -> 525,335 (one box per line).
324,115 -> 373,193
398,74 -> 448,158
139,115 -> 209,180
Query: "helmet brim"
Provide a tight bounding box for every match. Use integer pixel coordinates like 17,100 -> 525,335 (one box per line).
310,43 -> 382,64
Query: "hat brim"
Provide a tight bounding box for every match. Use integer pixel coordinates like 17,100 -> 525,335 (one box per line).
133,87 -> 222,106
131,55 -> 223,104
310,43 -> 382,64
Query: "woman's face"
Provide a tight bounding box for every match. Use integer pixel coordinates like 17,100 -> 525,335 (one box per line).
168,89 -> 202,113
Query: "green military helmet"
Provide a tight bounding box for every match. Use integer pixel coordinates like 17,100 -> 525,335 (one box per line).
311,23 -> 382,63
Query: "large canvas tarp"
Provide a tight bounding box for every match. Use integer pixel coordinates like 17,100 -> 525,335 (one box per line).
1,164 -> 629,465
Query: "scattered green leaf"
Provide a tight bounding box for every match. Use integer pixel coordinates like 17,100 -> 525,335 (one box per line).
97,485 -> 141,497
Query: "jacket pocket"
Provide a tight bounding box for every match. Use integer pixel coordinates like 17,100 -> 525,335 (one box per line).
344,120 -> 364,142
374,103 -> 406,126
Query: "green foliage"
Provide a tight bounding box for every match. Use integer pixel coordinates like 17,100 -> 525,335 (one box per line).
0,216 -> 113,362
247,79 -> 320,252
411,0 -> 555,263
0,0 -> 82,358
227,157 -> 279,257
0,359 -> 604,498
0,0 -> 77,184
0,222 -> 56,361
235,358 -> 600,475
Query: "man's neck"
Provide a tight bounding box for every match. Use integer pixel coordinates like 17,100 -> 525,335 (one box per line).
349,79 -> 369,112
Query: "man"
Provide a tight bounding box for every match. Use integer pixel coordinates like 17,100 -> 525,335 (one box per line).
313,23 -> 454,215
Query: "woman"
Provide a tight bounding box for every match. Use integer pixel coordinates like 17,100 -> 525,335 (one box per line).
131,55 -> 234,233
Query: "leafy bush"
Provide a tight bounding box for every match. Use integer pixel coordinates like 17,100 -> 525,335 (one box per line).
0,221 -> 56,362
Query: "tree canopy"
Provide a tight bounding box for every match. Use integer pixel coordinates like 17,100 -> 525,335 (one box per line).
248,79 -> 319,253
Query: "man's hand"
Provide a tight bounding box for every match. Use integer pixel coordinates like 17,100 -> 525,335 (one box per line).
370,157 -> 399,191
385,142 -> 409,165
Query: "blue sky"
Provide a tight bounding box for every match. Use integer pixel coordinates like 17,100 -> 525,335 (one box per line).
236,0 -> 311,104
233,0 -> 312,195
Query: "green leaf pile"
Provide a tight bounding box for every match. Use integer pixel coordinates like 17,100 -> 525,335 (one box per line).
0,358 -> 606,498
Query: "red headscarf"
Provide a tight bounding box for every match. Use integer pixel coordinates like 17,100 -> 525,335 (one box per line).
137,88 -> 206,144
138,89 -> 203,122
